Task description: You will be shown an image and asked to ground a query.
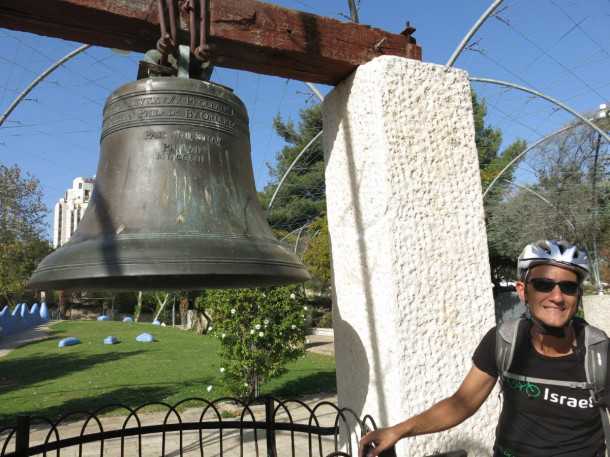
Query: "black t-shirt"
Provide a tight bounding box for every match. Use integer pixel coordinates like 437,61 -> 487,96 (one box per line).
473,322 -> 606,457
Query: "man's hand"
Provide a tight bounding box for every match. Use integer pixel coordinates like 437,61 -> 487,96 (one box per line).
358,426 -> 401,457
357,365 -> 496,457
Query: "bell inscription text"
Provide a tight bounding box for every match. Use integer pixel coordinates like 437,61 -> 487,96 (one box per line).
102,90 -> 246,139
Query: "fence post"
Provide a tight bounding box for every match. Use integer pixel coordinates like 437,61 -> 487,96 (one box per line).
15,416 -> 30,457
264,397 -> 277,457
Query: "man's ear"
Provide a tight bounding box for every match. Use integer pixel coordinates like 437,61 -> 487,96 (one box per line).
515,281 -> 526,305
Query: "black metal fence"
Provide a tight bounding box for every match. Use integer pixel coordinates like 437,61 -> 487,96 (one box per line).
0,397 -> 466,457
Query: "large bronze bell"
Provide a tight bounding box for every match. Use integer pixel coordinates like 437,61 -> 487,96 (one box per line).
29,77 -> 310,290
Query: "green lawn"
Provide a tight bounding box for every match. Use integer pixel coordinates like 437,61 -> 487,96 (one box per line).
0,321 -> 335,425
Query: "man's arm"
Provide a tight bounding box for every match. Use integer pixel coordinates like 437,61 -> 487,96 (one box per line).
359,365 -> 497,457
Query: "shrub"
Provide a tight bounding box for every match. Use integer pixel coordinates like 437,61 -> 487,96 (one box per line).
200,286 -> 307,400
317,311 -> 333,328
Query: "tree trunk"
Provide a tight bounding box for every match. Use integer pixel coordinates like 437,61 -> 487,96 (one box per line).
58,290 -> 65,319
134,291 -> 143,322
153,292 -> 170,321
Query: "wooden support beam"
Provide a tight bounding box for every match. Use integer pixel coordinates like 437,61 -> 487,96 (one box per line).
0,0 -> 421,85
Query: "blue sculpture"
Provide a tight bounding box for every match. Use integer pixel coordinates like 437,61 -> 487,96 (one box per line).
58,337 -> 81,348
152,320 -> 161,326
97,315 -> 110,321
104,336 -> 119,345
122,316 -> 133,323
136,333 -> 155,343
0,302 -> 50,338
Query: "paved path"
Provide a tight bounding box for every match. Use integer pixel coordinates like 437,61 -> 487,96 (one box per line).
305,335 -> 335,356
0,323 -> 53,358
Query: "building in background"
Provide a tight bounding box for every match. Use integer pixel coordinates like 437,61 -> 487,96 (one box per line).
53,177 -> 95,248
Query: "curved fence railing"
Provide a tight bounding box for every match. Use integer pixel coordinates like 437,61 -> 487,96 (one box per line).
0,397 -> 467,457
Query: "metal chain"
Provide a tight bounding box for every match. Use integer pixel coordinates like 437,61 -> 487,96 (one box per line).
156,0 -> 179,65
194,0 -> 212,62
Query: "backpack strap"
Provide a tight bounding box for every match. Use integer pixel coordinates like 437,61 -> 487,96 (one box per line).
503,372 -> 592,390
496,317 -> 527,377
584,324 -> 610,456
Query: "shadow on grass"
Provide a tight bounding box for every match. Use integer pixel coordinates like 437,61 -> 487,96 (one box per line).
0,383 -> 205,427
264,371 -> 337,399
0,350 -> 146,398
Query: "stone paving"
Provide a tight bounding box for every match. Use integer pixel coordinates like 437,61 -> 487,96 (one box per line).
305,335 -> 335,356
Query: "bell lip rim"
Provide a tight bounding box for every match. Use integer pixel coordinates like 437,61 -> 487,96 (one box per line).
27,271 -> 312,291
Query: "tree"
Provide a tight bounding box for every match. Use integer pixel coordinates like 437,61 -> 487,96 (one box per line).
200,286 -> 307,400
0,164 -> 50,305
0,238 -> 50,306
471,94 -> 527,286
487,113 -> 610,287
302,216 -> 331,292
260,104 -> 325,233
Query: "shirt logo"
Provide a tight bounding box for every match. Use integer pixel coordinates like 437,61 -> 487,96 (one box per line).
543,388 -> 595,409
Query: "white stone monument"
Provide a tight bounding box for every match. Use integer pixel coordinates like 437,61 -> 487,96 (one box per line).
323,56 -> 498,457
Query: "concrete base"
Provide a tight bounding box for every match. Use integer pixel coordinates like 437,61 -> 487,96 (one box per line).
323,56 -> 498,456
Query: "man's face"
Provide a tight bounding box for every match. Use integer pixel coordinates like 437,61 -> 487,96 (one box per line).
516,264 -> 580,329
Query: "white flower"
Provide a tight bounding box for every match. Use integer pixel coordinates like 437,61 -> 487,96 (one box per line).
244,382 -> 249,387
262,292 -> 267,297
264,319 -> 269,325
255,323 -> 261,330
209,326 -> 213,331
290,293 -> 296,300
259,331 -> 264,337
207,385 -> 213,392
291,324 -> 296,330
219,367 -> 225,373
250,329 -> 255,335
221,333 -> 226,339
303,306 -> 308,311
230,308 -> 236,314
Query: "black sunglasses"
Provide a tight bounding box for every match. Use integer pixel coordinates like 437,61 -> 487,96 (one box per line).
528,277 -> 579,295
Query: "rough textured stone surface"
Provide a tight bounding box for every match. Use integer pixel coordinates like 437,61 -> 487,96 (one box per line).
323,56 -> 498,457
583,295 -> 610,334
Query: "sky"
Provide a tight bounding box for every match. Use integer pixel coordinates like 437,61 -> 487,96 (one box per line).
1,0 -> 609,238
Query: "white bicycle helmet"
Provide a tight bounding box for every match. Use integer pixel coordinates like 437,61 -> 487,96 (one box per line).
517,240 -> 590,281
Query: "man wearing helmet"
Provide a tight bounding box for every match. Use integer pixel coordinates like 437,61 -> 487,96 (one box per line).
360,240 -> 609,457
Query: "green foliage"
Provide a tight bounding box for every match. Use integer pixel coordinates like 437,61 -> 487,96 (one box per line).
200,286 -> 308,400
473,93 -> 503,169
260,104 -> 325,232
472,94 -> 527,285
486,115 -> 610,286
0,238 -> 51,305
317,310 -> 333,328
0,164 -> 50,305
302,216 -> 331,292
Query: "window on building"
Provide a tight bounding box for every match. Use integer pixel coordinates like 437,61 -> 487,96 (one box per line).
78,182 -> 83,189
84,189 -> 90,202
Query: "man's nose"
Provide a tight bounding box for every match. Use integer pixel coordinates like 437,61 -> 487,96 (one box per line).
548,283 -> 565,301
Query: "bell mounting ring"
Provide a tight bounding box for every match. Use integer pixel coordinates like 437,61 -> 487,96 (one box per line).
140,0 -> 213,81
